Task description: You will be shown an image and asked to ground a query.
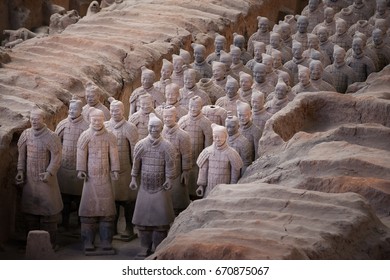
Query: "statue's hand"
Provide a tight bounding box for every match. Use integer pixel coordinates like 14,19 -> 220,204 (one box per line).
129,177 -> 138,190
77,171 -> 87,181
196,185 -> 204,197
163,178 -> 173,190
15,171 -> 24,185
180,170 -> 190,186
39,172 -> 51,183
112,171 -> 119,181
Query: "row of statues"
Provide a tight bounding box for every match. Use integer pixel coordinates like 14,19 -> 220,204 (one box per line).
15,0 -> 390,258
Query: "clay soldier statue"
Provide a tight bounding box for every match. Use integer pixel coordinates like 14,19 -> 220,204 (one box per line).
347,0 -> 372,21
348,20 -> 375,39
277,21 -> 293,49
262,53 -> 279,86
266,80 -> 291,115
197,77 -> 226,105
238,71 -> 254,104
16,108 -> 63,248
230,45 -> 252,78
248,16 -> 271,56
171,54 -> 185,88
206,33 -> 227,65
162,106 -> 192,215
309,60 -> 337,92
82,82 -> 110,122
323,0 -> 349,13
292,15 -> 310,50
178,96 -> 213,199
284,41 -> 311,86
225,114 -> 253,175
330,18 -> 352,51
372,19 -> 390,46
303,33 -> 331,67
129,66 -> 165,115
216,75 -> 244,116
180,48 -> 193,71
220,50 -> 239,82
318,26 -> 336,64
55,99 -> 89,229
246,41 -> 266,71
232,33 -> 253,65
302,0 -> 325,32
196,124 -> 243,198
292,65 -> 319,95
272,49 -> 294,84
130,113 -> 176,258
334,6 -> 357,30
346,32 -> 379,71
313,7 -> 336,36
266,31 -> 292,64
346,37 -> 376,82
367,28 -> 390,71
324,44 -> 357,93
155,83 -> 188,121
129,93 -> 162,141
154,59 -> 173,95
237,100 -> 262,160
77,108 -> 120,253
211,61 -> 228,91
191,43 -> 213,79
252,62 -> 275,99
179,69 -> 211,108
201,105 -> 228,126
251,89 -> 272,132
369,0 -> 390,27
283,14 -> 298,36
104,99 -> 138,240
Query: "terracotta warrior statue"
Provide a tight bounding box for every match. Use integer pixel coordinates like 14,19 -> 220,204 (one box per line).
251,89 -> 272,132
292,65 -> 319,95
197,77 -> 226,105
191,43 -> 213,79
154,59 -> 173,95
346,37 -> 376,82
302,0 -> 325,32
155,83 -> 188,121
237,71 -> 254,104
309,60 -> 337,92
252,62 -> 275,99
220,50 -> 239,82
313,7 -> 336,36
277,21 -> 293,49
292,15 -> 310,50
180,48 -> 193,71
367,28 -> 390,71
230,45 -> 252,78
129,93 -> 162,141
318,26 -> 336,64
232,33 -> 253,65
211,61 -> 228,91
266,80 -> 291,115
171,54 -> 185,88
105,99 -> 138,240
77,108 -> 120,253
368,0 -> 390,27
303,33 -> 331,67
206,33 -> 227,65
216,75 -> 244,116
55,99 -> 89,229
130,113 -> 176,258
129,66 -> 164,115
162,106 -> 192,215
284,41 -> 311,86
178,96 -> 213,199
272,49 -> 294,84
225,114 -> 253,176
179,68 -> 211,108
245,40 -> 266,72
262,53 -> 278,86
330,18 -> 352,51
82,82 -> 110,122
196,124 -> 243,198
266,31 -> 292,64
16,108 -> 63,248
237,100 -> 262,160
201,104 -> 228,126
248,16 -> 271,55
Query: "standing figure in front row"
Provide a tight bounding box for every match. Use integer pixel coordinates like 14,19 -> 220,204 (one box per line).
16,108 -> 63,248
55,99 -> 89,230
77,108 -> 120,253
196,123 -> 243,198
105,99 -> 138,240
130,113 -> 177,258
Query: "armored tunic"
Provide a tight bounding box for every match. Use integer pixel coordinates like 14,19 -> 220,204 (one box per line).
155,102 -> 188,122
82,103 -> 110,122
252,108 -> 272,132
346,53 -> 376,82
129,109 -> 162,141
292,32 -> 309,50
292,82 -> 319,95
367,42 -> 390,72
228,132 -> 253,173
252,82 -> 275,99
284,57 -> 311,86
330,32 -> 352,52
324,62 -> 357,93
77,127 -> 120,217
239,121 -> 262,160
104,118 -> 138,201
170,70 -> 184,88
266,97 -> 290,115
248,31 -> 270,56
197,78 -> 226,105
154,78 -> 172,95
230,62 -> 252,79
238,88 -> 253,105
17,126 -> 63,216
206,52 -> 220,65
197,142 -> 243,198
179,86 -> 212,109
240,49 -> 253,65
191,60 -> 213,79
215,95 -> 243,117
202,105 -> 228,126
212,77 -> 227,92
55,115 -> 89,195
266,45 -> 293,65
320,40 -> 335,64
131,136 -> 176,226
129,86 -> 165,115
162,124 -> 192,210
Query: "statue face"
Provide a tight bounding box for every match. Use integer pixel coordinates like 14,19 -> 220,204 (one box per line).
280,25 -> 290,40
324,9 -> 334,23
215,39 -> 225,53
231,50 -> 241,64
165,87 -> 179,105
238,110 -> 251,125
309,38 -> 319,49
317,29 -> 328,42
275,85 -> 287,99
184,72 -> 196,89
142,74 -> 154,89
86,90 -> 99,106
226,121 -> 238,136
110,106 -> 123,122
336,22 -> 347,35
373,31 -> 383,45
310,64 -> 323,80
262,58 -> 273,73
213,66 -> 225,81
254,45 -> 265,60
225,82 -> 238,98
234,38 -> 245,50
352,40 -> 364,56
148,123 -> 162,139
161,66 -> 172,80
333,50 -> 345,64
270,35 -> 281,49
140,98 -> 153,114
189,101 -> 202,117
69,102 -> 82,119
259,19 -> 269,33
272,54 -> 282,68
163,111 -> 176,128
298,70 -> 310,86
253,66 -> 266,83
90,115 -> 105,131
194,48 -> 205,63
297,18 -> 308,33
30,113 -> 45,130
251,95 -> 264,111
173,59 -> 184,72
308,0 -> 319,12
377,1 -> 387,15
292,45 -> 303,59
240,76 -> 252,91
213,130 -> 227,147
